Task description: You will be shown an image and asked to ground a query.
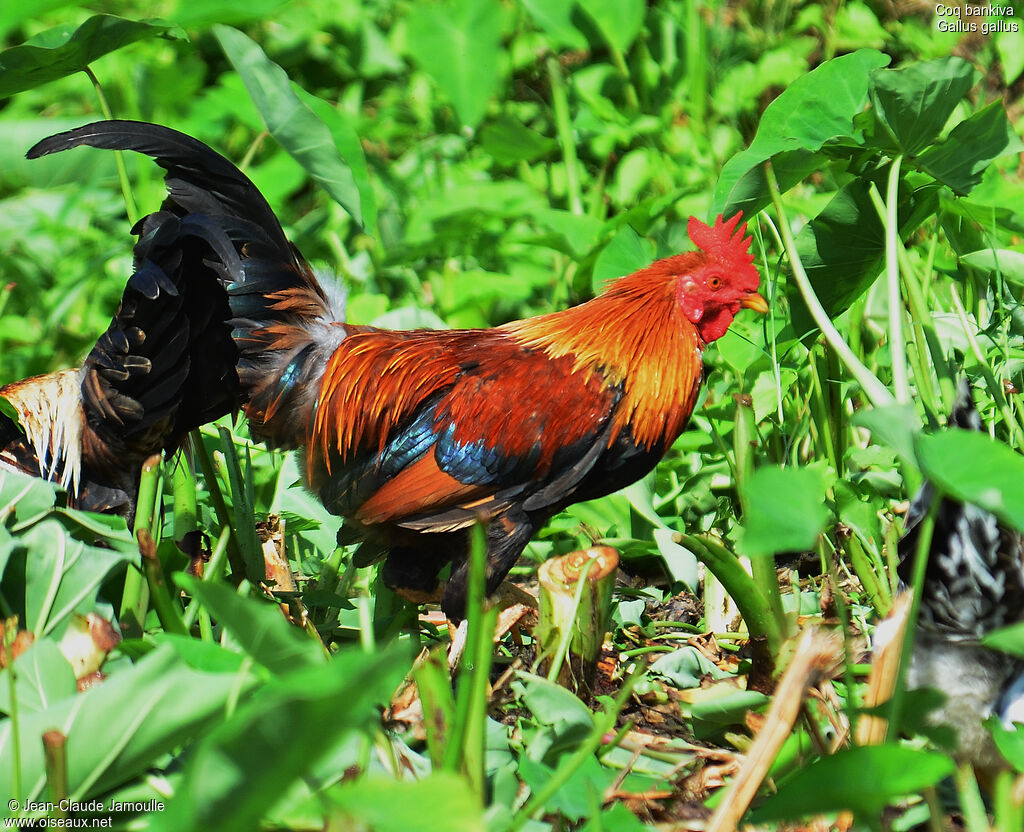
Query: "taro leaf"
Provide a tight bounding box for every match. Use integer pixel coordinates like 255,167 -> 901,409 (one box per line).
578,0 -> 646,53
787,176 -> 940,338
0,639 -> 76,716
653,527 -> 698,590
176,574 -> 324,674
0,15 -> 186,99
988,715 -> 1024,770
518,754 -> 620,822
917,101 -> 1024,195
147,645 -> 409,832
649,646 -> 728,689
579,804 -> 650,832
329,773 -> 484,832
739,466 -> 831,559
404,0 -> 504,129
715,148 -> 820,225
0,643 -> 260,811
592,225 -> 655,293
869,56 -> 975,156
915,428 -> 1024,533
169,0 -> 292,28
515,672 -> 594,732
983,621 -> 1024,658
0,469 -> 59,528
23,520 -> 136,638
213,25 -> 374,232
299,88 -> 378,237
960,247 -> 1024,286
0,0 -> 78,39
853,403 -> 920,464
748,745 -> 954,823
518,0 -> 587,49
712,49 -> 891,218
479,114 -> 556,165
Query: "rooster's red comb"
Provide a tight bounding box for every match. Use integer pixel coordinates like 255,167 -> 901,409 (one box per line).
687,213 -> 756,276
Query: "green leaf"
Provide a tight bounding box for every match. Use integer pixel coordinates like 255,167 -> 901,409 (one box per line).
960,247 -> 1024,286
404,0 -> 504,129
518,754 -> 616,822
983,621 -> 1024,658
23,519 -> 136,637
853,404 -> 920,464
740,466 -> 831,558
518,0 -> 587,49
869,56 -> 975,156
516,672 -> 594,732
592,225 -> 654,293
988,716 -> 1024,770
213,25 -> 374,232
148,646 -> 409,832
329,773 -> 484,832
712,49 -> 890,217
917,100 -> 1024,194
175,575 -> 324,674
0,639 -> 76,715
653,528 -> 698,590
0,15 -> 186,99
578,0 -> 645,53
168,0 -> 292,28
649,646 -> 727,688
0,643 -> 260,808
749,745 -> 954,822
915,429 -> 1024,532
788,177 -> 940,336
479,114 -> 556,165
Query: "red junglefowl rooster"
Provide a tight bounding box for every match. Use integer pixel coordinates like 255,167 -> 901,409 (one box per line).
0,181 -> 239,521
28,120 -> 767,619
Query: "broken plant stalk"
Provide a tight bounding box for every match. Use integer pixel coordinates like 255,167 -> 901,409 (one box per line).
536,546 -> 618,698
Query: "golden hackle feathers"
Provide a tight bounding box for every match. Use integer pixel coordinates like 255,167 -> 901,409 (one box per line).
502,260 -> 704,452
0,369 -> 84,493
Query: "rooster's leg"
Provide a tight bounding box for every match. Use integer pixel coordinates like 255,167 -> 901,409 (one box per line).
442,507 -> 538,621
381,530 -> 464,605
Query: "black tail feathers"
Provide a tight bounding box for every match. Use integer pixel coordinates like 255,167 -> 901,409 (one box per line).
29,120 -> 346,448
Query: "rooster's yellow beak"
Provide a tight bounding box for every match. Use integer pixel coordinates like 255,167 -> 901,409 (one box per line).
740,292 -> 769,314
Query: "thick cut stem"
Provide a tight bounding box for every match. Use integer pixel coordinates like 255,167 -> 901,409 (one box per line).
536,547 -> 619,698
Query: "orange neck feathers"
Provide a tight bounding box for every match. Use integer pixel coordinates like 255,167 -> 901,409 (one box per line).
502,256 -> 704,451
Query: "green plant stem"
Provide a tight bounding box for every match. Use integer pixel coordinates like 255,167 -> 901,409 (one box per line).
84,67 -> 138,225
172,451 -> 198,544
546,56 -> 583,215
544,557 -> 595,683
182,526 -> 231,630
882,156 -> 910,404
42,731 -> 68,818
192,429 -> 247,580
4,619 -> 22,807
445,523 -> 494,801
217,426 -> 265,581
766,162 -> 894,409
885,499 -> 936,742
138,529 -> 187,636
120,455 -> 162,635
675,533 -> 784,654
954,762 -> 991,832
949,285 -> 1024,448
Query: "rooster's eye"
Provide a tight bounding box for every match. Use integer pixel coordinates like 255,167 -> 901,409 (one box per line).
707,275 -> 722,290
